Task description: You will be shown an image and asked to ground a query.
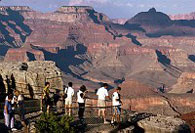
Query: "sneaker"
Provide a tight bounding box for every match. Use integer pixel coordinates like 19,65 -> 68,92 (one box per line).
11,128 -> 17,131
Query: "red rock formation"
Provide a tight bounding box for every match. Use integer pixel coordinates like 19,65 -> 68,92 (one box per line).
5,48 -> 44,61
118,80 -> 157,98
121,94 -> 195,116
170,12 -> 195,20
181,112 -> 195,132
170,72 -> 195,93
1,6 -> 195,93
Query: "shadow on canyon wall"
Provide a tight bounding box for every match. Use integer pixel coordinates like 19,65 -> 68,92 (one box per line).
33,44 -> 88,80
0,8 -> 32,46
188,55 -> 195,63
26,52 -> 36,61
156,50 -> 171,66
0,45 -> 9,56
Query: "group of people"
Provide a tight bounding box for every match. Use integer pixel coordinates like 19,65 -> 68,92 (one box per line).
41,82 -> 123,124
96,83 -> 122,124
4,90 -> 25,131
3,81 -> 122,130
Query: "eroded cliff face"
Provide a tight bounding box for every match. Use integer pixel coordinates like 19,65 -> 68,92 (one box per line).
170,72 -> 195,93
0,6 -> 195,93
122,94 -> 195,116
0,61 -> 63,98
5,47 -> 45,62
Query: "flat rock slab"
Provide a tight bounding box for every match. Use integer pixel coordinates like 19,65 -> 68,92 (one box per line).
138,115 -> 191,133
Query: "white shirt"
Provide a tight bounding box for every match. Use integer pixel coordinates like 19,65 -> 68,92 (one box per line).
96,87 -> 108,100
18,94 -> 24,101
65,87 -> 74,99
112,92 -> 121,106
77,90 -> 85,103
5,95 -> 17,110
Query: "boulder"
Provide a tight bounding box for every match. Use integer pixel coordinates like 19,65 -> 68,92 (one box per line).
138,115 -> 191,133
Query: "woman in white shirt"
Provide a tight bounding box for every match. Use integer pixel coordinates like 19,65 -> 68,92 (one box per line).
77,85 -> 87,122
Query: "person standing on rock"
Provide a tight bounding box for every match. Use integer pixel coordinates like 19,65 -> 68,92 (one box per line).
96,83 -> 110,124
64,82 -> 74,116
111,87 -> 122,124
77,85 -> 88,123
42,82 -> 51,113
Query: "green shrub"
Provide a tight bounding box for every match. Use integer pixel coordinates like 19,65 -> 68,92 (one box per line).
35,113 -> 74,133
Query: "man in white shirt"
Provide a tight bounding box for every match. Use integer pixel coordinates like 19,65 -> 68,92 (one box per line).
64,82 -> 74,116
111,87 -> 122,124
96,83 -> 110,124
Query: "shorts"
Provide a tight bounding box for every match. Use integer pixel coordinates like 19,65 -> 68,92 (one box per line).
65,98 -> 72,106
43,98 -> 52,107
113,106 -> 121,115
98,100 -> 106,110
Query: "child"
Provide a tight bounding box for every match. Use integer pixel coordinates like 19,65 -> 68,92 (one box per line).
111,87 -> 122,124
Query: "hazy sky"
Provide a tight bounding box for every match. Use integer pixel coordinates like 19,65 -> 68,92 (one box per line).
0,0 -> 194,18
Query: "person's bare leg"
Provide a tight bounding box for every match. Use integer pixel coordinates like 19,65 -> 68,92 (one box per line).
98,109 -> 101,117
117,114 -> 120,123
47,105 -> 50,114
65,105 -> 68,115
69,105 -> 72,116
103,110 -> 106,122
111,114 -> 115,123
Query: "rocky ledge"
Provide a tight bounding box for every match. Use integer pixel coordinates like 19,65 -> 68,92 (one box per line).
138,115 -> 190,132
0,61 -> 63,99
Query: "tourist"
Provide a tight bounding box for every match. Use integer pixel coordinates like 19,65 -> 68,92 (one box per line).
64,82 -> 74,116
77,85 -> 88,123
4,94 -> 17,131
53,89 -> 60,106
96,83 -> 110,124
17,91 -> 26,127
111,87 -> 122,124
5,90 -> 18,130
42,82 -> 51,113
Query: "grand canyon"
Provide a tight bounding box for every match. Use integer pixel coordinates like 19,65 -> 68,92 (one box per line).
0,5 -> 195,132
